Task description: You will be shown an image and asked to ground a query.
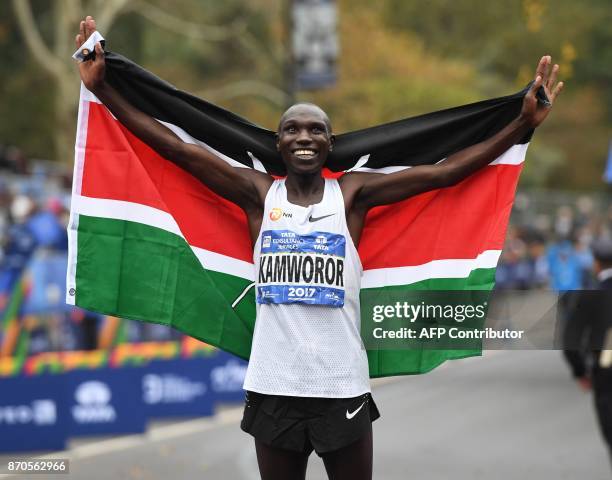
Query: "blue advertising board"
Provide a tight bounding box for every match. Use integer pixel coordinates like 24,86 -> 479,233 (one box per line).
0,374 -> 67,452
66,368 -> 146,436
208,351 -> 247,404
141,358 -> 214,419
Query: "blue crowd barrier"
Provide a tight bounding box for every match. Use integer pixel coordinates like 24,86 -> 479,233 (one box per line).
0,374 -> 68,452
0,353 -> 248,452
142,358 -> 214,418
66,367 -> 146,437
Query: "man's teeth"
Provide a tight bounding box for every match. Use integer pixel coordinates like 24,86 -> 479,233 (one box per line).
295,149 -> 316,156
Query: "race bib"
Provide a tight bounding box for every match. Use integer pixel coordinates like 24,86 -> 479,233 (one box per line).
257,230 -> 345,307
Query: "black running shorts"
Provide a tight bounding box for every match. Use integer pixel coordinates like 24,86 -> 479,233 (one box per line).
240,390 -> 380,456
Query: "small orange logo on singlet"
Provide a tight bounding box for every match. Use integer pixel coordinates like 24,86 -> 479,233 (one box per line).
269,208 -> 283,221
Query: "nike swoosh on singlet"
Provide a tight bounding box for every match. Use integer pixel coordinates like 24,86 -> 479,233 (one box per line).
308,213 -> 336,222
345,402 -> 365,420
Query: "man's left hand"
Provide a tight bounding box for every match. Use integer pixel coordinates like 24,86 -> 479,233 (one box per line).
520,55 -> 564,129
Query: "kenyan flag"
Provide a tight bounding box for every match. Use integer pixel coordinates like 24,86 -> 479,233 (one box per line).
67,51 -> 531,377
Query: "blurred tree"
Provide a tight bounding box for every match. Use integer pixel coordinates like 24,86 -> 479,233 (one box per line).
11,0 -> 128,164
381,0 -> 611,189
8,0 -> 272,164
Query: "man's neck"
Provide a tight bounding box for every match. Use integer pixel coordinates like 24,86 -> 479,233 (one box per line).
285,172 -> 325,204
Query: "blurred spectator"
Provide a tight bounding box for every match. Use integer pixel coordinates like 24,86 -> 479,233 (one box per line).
547,240 -> 582,292
496,190 -> 612,291
562,238 -> 612,467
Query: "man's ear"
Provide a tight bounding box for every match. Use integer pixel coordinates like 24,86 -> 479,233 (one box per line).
275,133 -> 280,151
329,134 -> 336,152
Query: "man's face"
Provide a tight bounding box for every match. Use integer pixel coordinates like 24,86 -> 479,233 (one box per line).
276,104 -> 334,175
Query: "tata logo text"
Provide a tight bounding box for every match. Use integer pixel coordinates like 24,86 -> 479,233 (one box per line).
269,208 -> 292,221
72,381 -> 116,424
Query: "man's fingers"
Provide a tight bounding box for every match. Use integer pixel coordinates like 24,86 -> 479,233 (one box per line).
531,75 -> 543,95
547,64 -> 559,91
75,34 -> 82,49
535,56 -> 547,81
80,20 -> 86,41
550,81 -> 564,102
542,55 -> 551,85
85,15 -> 93,38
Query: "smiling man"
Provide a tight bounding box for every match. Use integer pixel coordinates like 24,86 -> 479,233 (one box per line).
75,15 -> 563,480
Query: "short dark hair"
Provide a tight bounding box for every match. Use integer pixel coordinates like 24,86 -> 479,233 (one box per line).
277,103 -> 332,134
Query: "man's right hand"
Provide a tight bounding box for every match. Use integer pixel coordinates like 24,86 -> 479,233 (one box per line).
75,16 -> 105,92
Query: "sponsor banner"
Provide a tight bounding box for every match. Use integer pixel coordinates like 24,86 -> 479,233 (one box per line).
0,374 -> 67,452
66,368 -> 146,436
142,358 -> 213,418
208,351 -> 247,404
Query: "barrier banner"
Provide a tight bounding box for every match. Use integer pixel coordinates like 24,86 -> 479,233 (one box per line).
0,374 -> 67,452
66,367 -> 146,436
208,351 -> 247,404
142,358 -> 214,418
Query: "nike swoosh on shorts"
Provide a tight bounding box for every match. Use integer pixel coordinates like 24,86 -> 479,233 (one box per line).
345,402 -> 365,420
308,213 -> 336,222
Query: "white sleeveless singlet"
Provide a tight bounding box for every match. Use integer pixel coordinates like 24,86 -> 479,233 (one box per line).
243,178 -> 371,398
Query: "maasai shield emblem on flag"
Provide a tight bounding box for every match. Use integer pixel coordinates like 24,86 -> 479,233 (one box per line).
67,47 -> 536,377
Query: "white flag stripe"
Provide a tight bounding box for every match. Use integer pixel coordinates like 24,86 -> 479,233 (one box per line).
489,142 -> 529,165
352,165 -> 411,174
361,250 -> 501,288
73,195 -> 183,236
66,90 -> 92,305
191,248 -> 254,282
72,195 -> 498,288
344,154 -> 371,172
248,151 -> 267,173
158,120 -> 250,169
351,143 -> 528,174
71,195 -> 255,281
81,86 -> 101,104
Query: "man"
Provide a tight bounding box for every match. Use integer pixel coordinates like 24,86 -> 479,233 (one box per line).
564,239 -> 612,467
75,15 -> 562,480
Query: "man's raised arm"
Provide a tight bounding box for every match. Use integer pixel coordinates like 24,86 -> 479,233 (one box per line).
347,56 -> 564,211
75,16 -> 272,212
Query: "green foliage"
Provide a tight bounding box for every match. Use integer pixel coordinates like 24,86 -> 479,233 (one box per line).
381,0 -> 611,189
0,1 -> 54,158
